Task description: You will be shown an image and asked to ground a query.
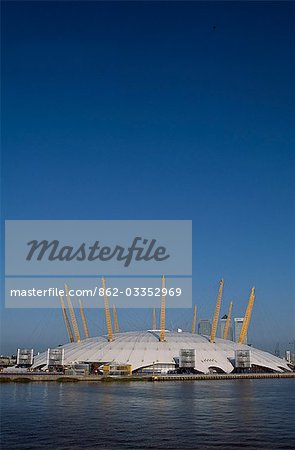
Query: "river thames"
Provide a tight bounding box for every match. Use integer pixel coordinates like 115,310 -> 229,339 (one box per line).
1,379 -> 294,449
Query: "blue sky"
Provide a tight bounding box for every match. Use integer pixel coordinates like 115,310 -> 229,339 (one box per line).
1,1 -> 294,355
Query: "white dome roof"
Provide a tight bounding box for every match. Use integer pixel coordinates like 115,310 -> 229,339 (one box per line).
32,330 -> 292,374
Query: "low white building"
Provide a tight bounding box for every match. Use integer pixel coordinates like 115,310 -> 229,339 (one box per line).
32,330 -> 292,374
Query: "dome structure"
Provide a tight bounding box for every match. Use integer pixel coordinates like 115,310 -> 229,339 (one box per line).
32,330 -> 292,374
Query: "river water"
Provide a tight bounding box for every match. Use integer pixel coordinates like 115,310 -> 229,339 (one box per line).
1,379 -> 294,449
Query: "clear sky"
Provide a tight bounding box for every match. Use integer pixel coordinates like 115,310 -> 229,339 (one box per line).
1,1 -> 294,355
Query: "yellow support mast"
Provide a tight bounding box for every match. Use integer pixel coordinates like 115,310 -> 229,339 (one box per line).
191,304 -> 197,334
210,279 -> 224,343
238,287 -> 255,344
101,277 -> 113,342
112,304 -> 119,333
152,307 -> 157,330
159,276 -> 166,342
59,294 -> 74,343
223,301 -> 233,340
65,284 -> 81,342
78,298 -> 89,338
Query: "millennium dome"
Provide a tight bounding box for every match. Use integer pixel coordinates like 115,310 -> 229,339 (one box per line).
32,330 -> 292,374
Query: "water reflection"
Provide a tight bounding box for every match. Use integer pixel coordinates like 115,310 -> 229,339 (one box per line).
1,379 -> 294,449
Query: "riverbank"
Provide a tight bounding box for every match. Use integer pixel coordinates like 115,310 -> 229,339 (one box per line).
0,372 -> 294,383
